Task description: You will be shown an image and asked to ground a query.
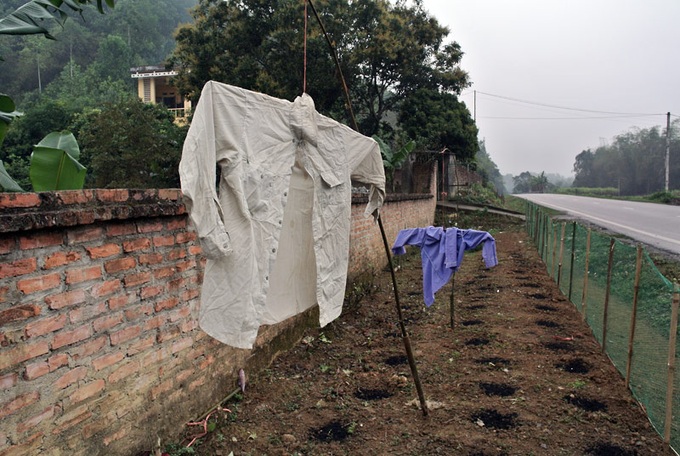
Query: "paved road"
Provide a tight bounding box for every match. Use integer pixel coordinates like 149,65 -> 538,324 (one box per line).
518,193 -> 680,256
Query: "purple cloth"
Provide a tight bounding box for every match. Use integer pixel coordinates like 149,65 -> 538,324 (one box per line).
391,227 -> 498,306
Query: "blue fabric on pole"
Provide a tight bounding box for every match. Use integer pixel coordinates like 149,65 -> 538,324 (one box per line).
391,227 -> 498,306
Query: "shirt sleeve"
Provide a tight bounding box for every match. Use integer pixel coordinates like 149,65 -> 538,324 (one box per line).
179,81 -> 234,259
391,228 -> 426,255
346,134 -> 386,220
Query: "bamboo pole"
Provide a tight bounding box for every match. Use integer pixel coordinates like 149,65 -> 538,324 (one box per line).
557,222 -> 566,288
568,222 -> 576,302
309,0 -> 428,416
625,245 -> 643,387
581,228 -> 592,320
664,286 -> 680,443
602,239 -> 616,354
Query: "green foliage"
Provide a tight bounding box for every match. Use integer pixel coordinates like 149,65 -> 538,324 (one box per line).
77,98 -> 186,188
29,130 -> 85,190
373,135 -> 415,191
0,159 -> 24,191
475,140 -> 506,194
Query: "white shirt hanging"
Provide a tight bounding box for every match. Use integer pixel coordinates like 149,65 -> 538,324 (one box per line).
179,81 -> 386,349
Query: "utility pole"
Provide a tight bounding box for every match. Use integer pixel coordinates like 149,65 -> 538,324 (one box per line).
473,90 -> 477,122
666,112 -> 671,192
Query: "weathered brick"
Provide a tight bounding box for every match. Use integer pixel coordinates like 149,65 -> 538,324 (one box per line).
57,190 -> 93,205
52,405 -> 92,435
108,361 -> 139,383
92,351 -> 125,371
158,189 -> 181,201
0,305 -> 40,325
124,271 -> 151,288
138,253 -> 163,265
97,189 -> 129,203
90,279 -> 122,298
0,391 -> 40,419
169,306 -> 191,323
104,257 -> 136,274
65,265 -> 102,284
153,235 -> 175,247
188,245 -> 203,255
106,223 -> 136,237
0,340 -> 50,371
0,238 -> 14,254
137,221 -> 163,234
25,314 -> 68,338
23,361 -> 50,380
0,193 -> 40,209
175,232 -> 196,244
166,248 -> 186,261
156,326 -> 180,343
166,218 -> 186,230
17,273 -> 61,294
180,319 -> 197,333
172,337 -> 193,354
45,289 -> 87,310
70,336 -> 107,362
19,232 -> 63,250
145,315 -> 167,332
176,259 -> 197,273
43,251 -> 81,269
68,301 -> 108,325
153,266 -> 176,280
93,313 -> 123,333
124,303 -> 153,322
67,226 -> 104,244
52,325 -> 92,350
122,238 -> 151,253
108,293 -> 135,311
0,258 -> 37,279
140,285 -> 163,299
48,353 -> 69,372
55,366 -> 88,389
110,325 -> 142,346
181,288 -> 200,302
0,372 -> 18,389
0,431 -> 44,456
141,347 -> 172,368
127,335 -> 155,356
17,405 -> 56,434
154,297 -> 179,312
87,244 -> 121,259
150,378 -> 174,400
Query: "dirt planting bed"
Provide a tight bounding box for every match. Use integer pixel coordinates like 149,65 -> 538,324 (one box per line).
165,216 -> 674,456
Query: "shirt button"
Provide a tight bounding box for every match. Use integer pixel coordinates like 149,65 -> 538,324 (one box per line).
272,248 -> 276,253
283,192 -> 287,197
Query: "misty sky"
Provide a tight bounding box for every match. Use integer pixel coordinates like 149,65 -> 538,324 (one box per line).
420,0 -> 680,177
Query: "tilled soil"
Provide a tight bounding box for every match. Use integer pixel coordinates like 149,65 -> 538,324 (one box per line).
173,217 -> 675,456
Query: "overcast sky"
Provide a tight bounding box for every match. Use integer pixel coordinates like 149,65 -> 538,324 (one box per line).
420,0 -> 680,177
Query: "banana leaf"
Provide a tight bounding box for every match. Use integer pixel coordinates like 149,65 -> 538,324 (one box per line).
0,1 -> 115,38
30,131 -> 86,191
0,160 -> 24,192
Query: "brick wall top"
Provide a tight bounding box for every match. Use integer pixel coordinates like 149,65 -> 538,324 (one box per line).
351,193 -> 433,205
0,189 -> 185,234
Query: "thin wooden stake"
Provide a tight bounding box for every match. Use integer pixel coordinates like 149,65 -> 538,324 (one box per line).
449,274 -> 456,329
625,245 -> 643,387
664,286 -> 680,444
557,222 -> 566,288
568,222 -> 576,302
378,216 -> 428,416
602,239 -> 616,354
581,228 -> 592,320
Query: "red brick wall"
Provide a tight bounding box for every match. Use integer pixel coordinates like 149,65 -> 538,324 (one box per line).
0,183 -> 435,455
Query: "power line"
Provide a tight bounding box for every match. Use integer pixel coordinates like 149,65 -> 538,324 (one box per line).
474,90 -> 665,117
481,114 -> 662,120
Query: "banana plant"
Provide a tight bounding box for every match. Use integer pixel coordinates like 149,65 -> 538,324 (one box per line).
0,93 -> 24,192
30,131 -> 86,191
373,135 -> 416,192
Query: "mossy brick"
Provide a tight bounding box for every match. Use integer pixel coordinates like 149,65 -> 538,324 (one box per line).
51,325 -> 92,350
86,244 -> 121,259
17,273 -> 61,294
0,391 -> 40,420
104,257 -> 136,274
65,266 -> 102,284
25,314 -> 68,338
44,251 -> 81,269
0,258 -> 37,279
45,289 -> 87,310
0,305 -> 40,325
96,189 -> 129,203
19,232 -> 63,250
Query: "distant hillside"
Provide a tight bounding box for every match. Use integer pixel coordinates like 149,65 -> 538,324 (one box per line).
0,0 -> 198,101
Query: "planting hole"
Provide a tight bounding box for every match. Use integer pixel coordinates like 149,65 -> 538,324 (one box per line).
479,382 -> 517,397
354,388 -> 392,401
563,394 -> 607,412
465,337 -> 490,346
535,319 -> 560,328
461,319 -> 484,326
585,442 -> 636,456
535,304 -> 557,312
470,408 -> 518,430
310,420 -> 352,442
384,355 -> 407,366
476,357 -> 511,366
556,358 -> 591,374
544,341 -> 574,352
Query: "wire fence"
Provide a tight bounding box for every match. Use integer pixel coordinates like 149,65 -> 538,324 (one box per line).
524,202 -> 680,450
